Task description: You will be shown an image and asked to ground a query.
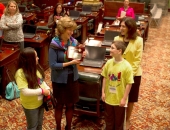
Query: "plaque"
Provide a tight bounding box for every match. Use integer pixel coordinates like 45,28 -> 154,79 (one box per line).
67,46 -> 84,61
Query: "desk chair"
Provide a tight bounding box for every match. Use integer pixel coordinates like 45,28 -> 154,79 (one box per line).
150,0 -> 168,15
74,72 -> 104,117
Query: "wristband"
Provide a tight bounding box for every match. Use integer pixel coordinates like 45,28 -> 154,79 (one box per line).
41,88 -> 44,95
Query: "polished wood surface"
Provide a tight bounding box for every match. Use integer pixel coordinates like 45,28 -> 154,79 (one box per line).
36,7 -> 54,22
22,12 -> 37,24
0,45 -> 20,97
36,20 -> 47,26
24,33 -> 49,70
85,12 -> 100,34
0,46 -> 19,67
77,64 -> 102,75
75,17 -> 89,43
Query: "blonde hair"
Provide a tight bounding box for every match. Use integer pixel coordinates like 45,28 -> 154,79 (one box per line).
55,16 -> 77,36
4,0 -> 19,16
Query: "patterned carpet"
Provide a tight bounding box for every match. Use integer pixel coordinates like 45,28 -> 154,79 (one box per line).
1,13 -> 170,130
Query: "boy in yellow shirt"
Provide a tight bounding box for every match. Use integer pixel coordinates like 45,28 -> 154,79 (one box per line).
101,41 -> 134,130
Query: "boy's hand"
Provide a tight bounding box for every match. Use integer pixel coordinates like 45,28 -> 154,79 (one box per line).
120,98 -> 126,107
101,92 -> 105,102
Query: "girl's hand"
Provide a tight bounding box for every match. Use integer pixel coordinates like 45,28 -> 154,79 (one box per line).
43,88 -> 50,96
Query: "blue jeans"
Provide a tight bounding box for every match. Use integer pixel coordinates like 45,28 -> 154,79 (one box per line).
23,105 -> 44,130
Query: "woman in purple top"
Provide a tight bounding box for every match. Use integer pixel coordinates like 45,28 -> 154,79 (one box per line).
116,0 -> 135,20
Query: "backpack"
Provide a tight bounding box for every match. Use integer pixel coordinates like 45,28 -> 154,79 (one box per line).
5,81 -> 20,100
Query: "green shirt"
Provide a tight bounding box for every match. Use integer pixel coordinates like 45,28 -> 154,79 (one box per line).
101,58 -> 134,106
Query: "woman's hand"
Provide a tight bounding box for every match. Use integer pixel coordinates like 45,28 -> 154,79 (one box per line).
70,59 -> 81,65
78,44 -> 85,48
77,44 -> 86,57
82,51 -> 86,57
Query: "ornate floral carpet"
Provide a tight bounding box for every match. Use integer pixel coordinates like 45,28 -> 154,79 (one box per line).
0,13 -> 170,130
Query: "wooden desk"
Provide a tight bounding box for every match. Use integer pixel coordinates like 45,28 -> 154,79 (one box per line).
62,4 -> 75,12
36,16 -> 89,44
22,12 -> 36,24
36,7 -> 54,22
0,46 -> 20,97
75,17 -> 89,44
36,20 -> 47,26
24,33 -> 49,70
85,12 -> 100,34
77,64 -> 102,75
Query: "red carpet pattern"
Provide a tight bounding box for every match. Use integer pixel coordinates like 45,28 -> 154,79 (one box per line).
0,13 -> 170,130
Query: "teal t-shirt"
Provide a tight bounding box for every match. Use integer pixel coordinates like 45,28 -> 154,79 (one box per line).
101,58 -> 134,106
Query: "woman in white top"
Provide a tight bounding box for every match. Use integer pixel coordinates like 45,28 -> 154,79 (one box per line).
0,0 -> 24,50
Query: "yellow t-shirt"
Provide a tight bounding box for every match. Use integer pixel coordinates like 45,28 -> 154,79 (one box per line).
101,58 -> 134,106
15,69 -> 46,109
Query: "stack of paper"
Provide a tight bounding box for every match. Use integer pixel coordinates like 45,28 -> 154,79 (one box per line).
121,11 -> 126,17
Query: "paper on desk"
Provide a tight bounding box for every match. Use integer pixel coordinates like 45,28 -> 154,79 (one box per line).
114,20 -> 120,26
120,11 -> 126,17
86,40 -> 102,47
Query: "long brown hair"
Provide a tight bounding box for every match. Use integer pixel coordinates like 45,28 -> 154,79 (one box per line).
53,3 -> 64,17
120,17 -> 137,40
17,47 -> 45,89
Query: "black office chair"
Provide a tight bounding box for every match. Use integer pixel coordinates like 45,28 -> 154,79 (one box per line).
74,72 -> 104,117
